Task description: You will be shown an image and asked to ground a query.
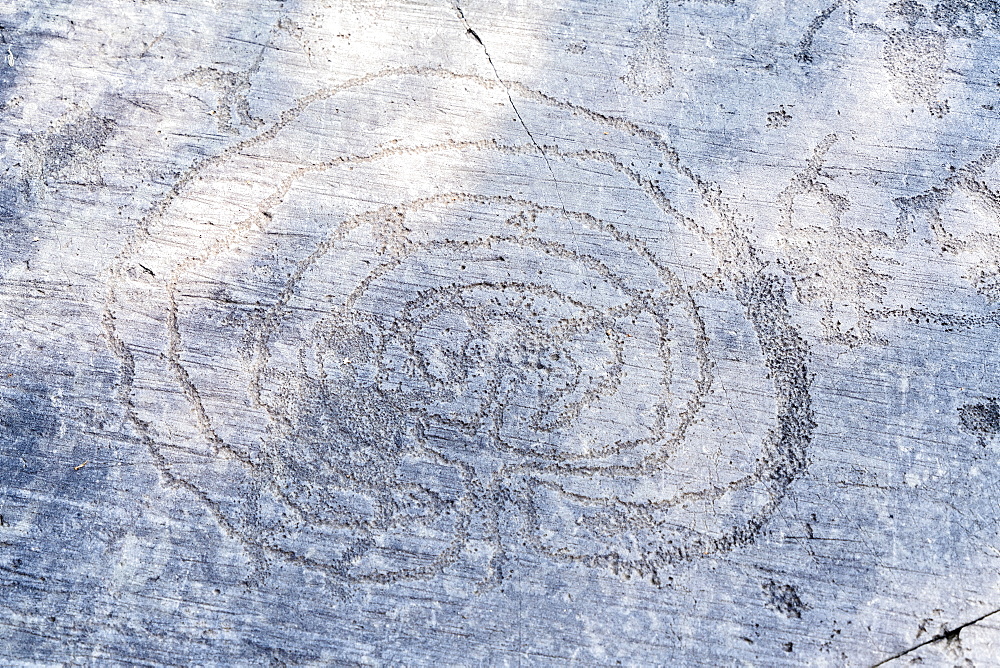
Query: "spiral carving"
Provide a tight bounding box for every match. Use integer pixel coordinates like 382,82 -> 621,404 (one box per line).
105,68 -> 812,584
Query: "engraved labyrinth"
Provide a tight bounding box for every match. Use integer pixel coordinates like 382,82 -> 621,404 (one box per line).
104,69 -> 813,584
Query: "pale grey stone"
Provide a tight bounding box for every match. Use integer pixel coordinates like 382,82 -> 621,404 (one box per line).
2,0 -> 1000,665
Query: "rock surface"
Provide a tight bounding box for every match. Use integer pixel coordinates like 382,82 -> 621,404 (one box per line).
2,0 -> 1000,665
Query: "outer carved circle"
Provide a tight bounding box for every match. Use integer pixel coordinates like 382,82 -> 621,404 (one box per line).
107,70 -> 812,582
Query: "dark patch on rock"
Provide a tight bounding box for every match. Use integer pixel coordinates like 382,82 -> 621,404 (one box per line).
0,15 -> 35,273
0,389 -> 56,492
22,113 -> 117,184
929,0 -> 1000,37
887,0 -> 1000,37
764,580 -> 808,619
0,181 -> 32,270
2,112 -> 117,273
766,105 -> 793,129
958,398 -> 1000,446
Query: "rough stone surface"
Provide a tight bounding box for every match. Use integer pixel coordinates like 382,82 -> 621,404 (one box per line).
2,0 -> 1000,665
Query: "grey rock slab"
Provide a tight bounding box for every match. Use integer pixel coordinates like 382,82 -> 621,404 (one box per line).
2,0 -> 1000,665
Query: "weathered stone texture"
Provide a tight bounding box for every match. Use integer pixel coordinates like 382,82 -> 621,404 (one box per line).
2,0 -> 1000,665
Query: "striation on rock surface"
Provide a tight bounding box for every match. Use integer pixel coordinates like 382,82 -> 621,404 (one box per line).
2,0 -> 1000,665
